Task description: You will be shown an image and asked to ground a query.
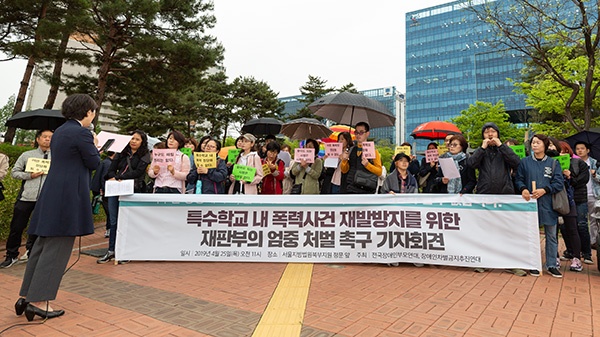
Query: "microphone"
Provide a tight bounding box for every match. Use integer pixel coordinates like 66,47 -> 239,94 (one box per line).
87,122 -> 95,132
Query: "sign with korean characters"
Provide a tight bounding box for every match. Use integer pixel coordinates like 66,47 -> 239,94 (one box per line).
325,143 -> 343,157
425,149 -> 439,163
194,152 -> 217,169
553,154 -> 571,171
361,141 -> 376,159
180,147 -> 192,157
437,144 -> 448,155
394,145 -> 411,156
151,149 -> 177,167
227,149 -> 241,164
294,148 -> 315,163
262,163 -> 271,176
232,164 -> 256,182
25,158 -> 51,174
116,193 -> 541,272
509,145 -> 526,159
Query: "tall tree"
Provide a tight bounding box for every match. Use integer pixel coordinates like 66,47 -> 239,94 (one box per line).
338,82 -> 359,94
228,76 -> 285,134
452,101 -> 523,149
288,75 -> 335,121
467,0 -> 600,131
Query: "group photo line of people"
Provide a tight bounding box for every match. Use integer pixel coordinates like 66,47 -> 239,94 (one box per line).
1,94 -> 600,322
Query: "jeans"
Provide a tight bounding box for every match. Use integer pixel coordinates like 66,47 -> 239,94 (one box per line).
588,196 -> 598,245
331,184 -> 341,194
107,196 -> 119,252
544,224 -> 558,270
576,202 -> 592,258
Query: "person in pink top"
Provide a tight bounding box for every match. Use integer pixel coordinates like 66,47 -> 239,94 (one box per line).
228,133 -> 264,194
148,130 -> 190,193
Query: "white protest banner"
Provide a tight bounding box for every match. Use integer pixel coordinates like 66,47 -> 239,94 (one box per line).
96,131 -> 133,153
325,143 -> 343,157
361,141 -> 375,159
151,149 -> 177,167
438,157 -> 461,179
116,194 -> 542,271
294,148 -> 315,163
425,149 -> 439,163
105,179 -> 134,197
25,158 -> 51,174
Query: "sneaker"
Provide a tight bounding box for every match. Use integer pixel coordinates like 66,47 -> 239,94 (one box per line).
583,257 -> 594,265
548,267 -> 563,278
559,253 -> 573,261
117,260 -> 130,265
19,250 -> 29,261
96,251 -> 115,264
413,263 -> 424,267
529,269 -> 540,277
0,256 -> 18,268
473,268 -> 486,273
104,230 -> 110,238
556,258 -> 561,267
570,258 -> 583,272
507,269 -> 527,277
386,262 -> 400,267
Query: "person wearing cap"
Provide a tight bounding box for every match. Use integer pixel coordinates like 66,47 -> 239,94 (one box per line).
228,133 -> 264,194
467,122 -> 520,195
380,153 -> 418,194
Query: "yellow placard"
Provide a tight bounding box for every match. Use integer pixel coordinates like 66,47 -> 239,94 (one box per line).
194,152 -> 217,169
438,144 -> 448,155
25,158 -> 51,174
394,146 -> 411,156
262,163 -> 271,176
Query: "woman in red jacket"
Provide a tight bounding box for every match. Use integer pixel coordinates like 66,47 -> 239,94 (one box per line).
261,142 -> 284,194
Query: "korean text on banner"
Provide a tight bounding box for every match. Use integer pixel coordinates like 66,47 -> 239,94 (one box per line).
152,149 -> 177,167
361,141 -> 375,159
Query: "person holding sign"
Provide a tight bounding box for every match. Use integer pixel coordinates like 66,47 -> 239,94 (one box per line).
557,141 -> 592,268
14,94 -> 100,321
290,139 -> 323,194
322,132 -> 353,194
417,142 -> 441,193
228,133 -> 264,194
260,142 -> 285,194
516,134 -> 564,278
433,135 -> 476,194
97,130 -> 151,264
1,130 -> 53,269
148,130 -> 190,194
186,138 -> 228,194
341,122 -> 382,194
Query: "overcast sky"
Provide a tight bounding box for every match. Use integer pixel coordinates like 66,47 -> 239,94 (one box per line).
0,0 -> 452,107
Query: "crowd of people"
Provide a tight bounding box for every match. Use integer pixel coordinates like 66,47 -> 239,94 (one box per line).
1,103 -> 600,320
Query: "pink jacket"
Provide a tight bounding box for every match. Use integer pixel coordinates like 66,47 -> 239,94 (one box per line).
148,150 -> 190,193
228,152 -> 264,194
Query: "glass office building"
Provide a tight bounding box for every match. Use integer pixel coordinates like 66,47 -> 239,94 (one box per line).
279,86 -> 398,144
406,0 -> 529,151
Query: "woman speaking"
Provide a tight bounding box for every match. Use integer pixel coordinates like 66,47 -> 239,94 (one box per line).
14,94 -> 100,321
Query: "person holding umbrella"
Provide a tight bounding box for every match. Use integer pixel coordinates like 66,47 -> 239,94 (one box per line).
340,122 -> 383,194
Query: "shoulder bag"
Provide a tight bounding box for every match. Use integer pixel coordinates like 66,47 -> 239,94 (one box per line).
551,161 -> 569,215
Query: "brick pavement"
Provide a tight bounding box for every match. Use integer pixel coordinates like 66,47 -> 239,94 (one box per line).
1,227 -> 599,336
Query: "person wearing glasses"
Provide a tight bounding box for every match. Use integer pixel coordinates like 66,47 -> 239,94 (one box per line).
187,138 -> 228,194
341,122 -> 382,194
433,134 -> 476,194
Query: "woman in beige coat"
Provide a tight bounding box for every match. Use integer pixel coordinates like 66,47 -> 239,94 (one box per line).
290,139 -> 323,194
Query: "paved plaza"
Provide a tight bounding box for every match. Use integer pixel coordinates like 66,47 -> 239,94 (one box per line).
1,226 -> 600,336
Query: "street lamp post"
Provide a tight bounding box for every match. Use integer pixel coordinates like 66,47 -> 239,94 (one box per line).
395,92 -> 406,145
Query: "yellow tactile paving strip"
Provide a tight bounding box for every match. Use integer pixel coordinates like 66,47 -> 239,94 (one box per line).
252,263 -> 314,337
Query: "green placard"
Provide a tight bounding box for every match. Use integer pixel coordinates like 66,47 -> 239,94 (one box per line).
227,149 -> 241,164
232,164 -> 256,182
180,147 -> 192,157
553,154 -> 571,171
509,145 -> 526,159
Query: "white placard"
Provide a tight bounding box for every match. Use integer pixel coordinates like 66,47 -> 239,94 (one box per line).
438,157 -> 461,179
324,157 -> 339,168
96,131 -> 133,153
116,194 -> 542,272
105,179 -> 134,197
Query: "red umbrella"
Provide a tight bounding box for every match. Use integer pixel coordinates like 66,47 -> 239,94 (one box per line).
410,121 -> 461,140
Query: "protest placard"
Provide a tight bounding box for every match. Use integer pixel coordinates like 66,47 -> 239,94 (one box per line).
180,147 -> 192,157
262,163 -> 271,175
151,149 -> 177,167
437,144 -> 448,155
232,164 -> 257,181
553,154 -> 571,171
394,145 -> 411,156
325,143 -> 343,157
194,152 -> 217,169
425,149 -> 439,163
25,158 -> 51,174
96,131 -> 133,153
361,141 -> 375,159
227,149 -> 241,164
509,145 -> 526,159
294,148 -> 315,163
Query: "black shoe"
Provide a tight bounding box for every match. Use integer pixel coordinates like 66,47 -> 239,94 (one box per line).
529,269 -> 540,277
548,267 -> 563,278
0,256 -> 18,268
24,304 -> 65,321
15,298 -> 28,316
96,251 -> 115,264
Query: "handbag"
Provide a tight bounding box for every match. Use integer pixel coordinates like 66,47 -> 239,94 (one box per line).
353,170 -> 378,191
91,195 -> 102,214
551,161 -> 569,215
291,183 -> 302,194
418,172 -> 430,189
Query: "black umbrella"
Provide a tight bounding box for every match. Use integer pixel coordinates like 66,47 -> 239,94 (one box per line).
241,117 -> 283,136
566,130 -> 600,160
280,118 -> 332,140
308,92 -> 395,128
5,108 -> 65,130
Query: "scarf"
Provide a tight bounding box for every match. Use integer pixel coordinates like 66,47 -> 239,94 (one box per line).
447,152 -> 467,194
